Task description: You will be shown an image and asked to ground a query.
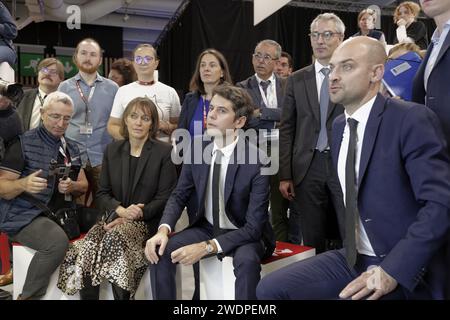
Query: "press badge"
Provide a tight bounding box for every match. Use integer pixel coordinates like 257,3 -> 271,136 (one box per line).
80,124 -> 93,134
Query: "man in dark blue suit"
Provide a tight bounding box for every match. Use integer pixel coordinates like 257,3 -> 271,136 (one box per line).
145,85 -> 275,300
257,37 -> 450,300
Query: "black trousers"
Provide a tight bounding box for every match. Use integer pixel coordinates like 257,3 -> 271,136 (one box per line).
291,150 -> 344,253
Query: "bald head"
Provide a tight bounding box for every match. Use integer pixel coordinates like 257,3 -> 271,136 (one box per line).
329,36 -> 386,114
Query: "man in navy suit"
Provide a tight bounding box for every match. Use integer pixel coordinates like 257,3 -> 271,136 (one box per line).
257,37 -> 450,300
413,0 -> 450,152
145,85 -> 275,300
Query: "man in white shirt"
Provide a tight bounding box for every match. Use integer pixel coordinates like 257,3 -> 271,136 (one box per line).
257,36 -> 450,300
107,44 -> 180,143
16,58 -> 64,131
145,85 -> 275,300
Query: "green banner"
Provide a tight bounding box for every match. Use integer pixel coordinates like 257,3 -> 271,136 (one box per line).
19,53 -> 43,76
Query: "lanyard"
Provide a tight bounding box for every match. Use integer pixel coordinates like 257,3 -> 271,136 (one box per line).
202,97 -> 209,130
76,80 -> 96,124
59,137 -> 70,166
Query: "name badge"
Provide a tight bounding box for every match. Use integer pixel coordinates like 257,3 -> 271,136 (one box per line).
80,124 -> 93,135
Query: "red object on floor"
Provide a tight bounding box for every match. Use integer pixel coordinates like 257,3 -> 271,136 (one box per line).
262,241 -> 314,264
0,232 -> 11,274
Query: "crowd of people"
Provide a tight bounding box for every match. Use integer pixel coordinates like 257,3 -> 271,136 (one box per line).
1,0 -> 450,301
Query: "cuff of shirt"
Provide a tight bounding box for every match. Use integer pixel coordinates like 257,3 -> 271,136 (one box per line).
159,224 -> 172,234
213,239 -> 223,254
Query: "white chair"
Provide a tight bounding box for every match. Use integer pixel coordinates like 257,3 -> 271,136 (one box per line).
199,241 -> 315,300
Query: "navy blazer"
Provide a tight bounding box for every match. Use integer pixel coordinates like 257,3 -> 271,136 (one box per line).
236,75 -> 285,130
0,2 -> 17,66
178,91 -> 201,132
412,31 -> 450,154
331,94 -> 450,299
160,136 -> 275,257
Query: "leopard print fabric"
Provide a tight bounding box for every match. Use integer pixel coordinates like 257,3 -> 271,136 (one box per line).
57,220 -> 150,298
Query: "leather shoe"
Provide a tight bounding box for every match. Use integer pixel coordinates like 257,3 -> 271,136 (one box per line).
0,269 -> 13,286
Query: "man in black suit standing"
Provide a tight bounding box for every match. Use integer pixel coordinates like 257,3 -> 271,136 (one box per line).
237,40 -> 289,242
279,13 -> 345,252
16,58 -> 64,131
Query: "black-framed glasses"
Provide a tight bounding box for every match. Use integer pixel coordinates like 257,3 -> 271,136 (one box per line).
40,67 -> 59,76
47,113 -> 72,122
134,55 -> 154,65
309,31 -> 341,41
252,53 -> 276,64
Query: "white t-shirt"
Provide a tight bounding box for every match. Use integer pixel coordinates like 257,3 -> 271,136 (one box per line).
110,81 -> 181,142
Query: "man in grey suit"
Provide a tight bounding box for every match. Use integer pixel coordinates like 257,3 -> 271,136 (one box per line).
279,13 -> 345,252
16,58 -> 64,131
237,40 -> 289,242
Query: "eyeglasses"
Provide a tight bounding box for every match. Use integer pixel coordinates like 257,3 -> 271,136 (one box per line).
40,67 -> 59,76
252,53 -> 276,64
134,55 -> 154,65
129,112 -> 151,122
47,113 -> 72,122
309,31 -> 341,41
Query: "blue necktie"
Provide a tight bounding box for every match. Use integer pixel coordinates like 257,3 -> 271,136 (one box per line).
316,68 -> 330,151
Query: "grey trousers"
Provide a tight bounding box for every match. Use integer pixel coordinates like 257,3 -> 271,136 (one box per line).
10,216 -> 69,299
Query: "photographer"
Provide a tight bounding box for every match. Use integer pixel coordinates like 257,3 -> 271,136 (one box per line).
0,91 -> 88,300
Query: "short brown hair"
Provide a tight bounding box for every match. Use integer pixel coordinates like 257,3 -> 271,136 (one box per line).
73,38 -> 102,64
120,97 -> 160,140
38,58 -> 64,80
212,85 -> 254,125
394,1 -> 421,23
133,44 -> 158,60
189,49 -> 233,94
110,58 -> 137,85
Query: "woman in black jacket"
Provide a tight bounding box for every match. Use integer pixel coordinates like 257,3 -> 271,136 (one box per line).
58,97 -> 178,300
393,1 -> 428,50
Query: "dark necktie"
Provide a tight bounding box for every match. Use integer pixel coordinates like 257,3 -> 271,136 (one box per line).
212,150 -> 223,237
345,118 -> 359,267
316,68 -> 330,151
260,80 -> 271,97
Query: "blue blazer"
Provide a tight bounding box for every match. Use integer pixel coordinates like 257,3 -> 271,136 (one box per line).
412,31 -> 450,154
331,94 -> 450,299
178,91 -> 201,132
160,137 -> 275,258
236,75 -> 285,130
0,2 -> 17,66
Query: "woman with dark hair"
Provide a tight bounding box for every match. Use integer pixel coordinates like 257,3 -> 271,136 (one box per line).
58,97 -> 178,300
393,1 -> 428,50
177,49 -> 233,138
108,58 -> 137,87
352,8 -> 386,46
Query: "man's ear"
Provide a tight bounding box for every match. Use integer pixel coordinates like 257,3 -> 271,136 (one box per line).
371,63 -> 384,82
234,115 -> 247,129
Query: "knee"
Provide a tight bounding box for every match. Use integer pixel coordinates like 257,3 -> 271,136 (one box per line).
233,255 -> 261,273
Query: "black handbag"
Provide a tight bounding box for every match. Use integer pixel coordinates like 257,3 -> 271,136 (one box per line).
20,192 -> 81,240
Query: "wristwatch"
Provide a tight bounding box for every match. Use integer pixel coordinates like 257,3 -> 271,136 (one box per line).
205,240 -> 215,254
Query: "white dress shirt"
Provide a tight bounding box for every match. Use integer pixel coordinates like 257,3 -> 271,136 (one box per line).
314,60 -> 330,103
424,19 -> 450,91
29,88 -> 47,129
255,73 -> 277,109
337,96 -> 377,257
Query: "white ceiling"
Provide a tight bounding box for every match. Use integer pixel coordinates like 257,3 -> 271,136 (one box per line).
5,0 -> 185,56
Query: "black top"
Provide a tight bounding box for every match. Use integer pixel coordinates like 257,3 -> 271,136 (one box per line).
0,107 -> 23,147
395,20 -> 428,50
127,155 -> 139,206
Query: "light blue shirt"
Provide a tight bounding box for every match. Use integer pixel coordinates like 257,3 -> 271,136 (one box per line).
58,73 -> 118,167
424,19 -> 450,91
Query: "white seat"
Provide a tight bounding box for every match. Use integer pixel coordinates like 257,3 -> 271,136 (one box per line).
13,243 -> 186,300
199,242 -> 315,300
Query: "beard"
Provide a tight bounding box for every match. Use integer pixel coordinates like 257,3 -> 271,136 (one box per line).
77,61 -> 100,74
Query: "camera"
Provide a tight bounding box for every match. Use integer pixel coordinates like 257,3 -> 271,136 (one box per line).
48,162 -> 71,179
0,77 -> 24,105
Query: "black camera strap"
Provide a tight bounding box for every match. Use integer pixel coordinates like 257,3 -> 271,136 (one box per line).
19,192 -> 57,219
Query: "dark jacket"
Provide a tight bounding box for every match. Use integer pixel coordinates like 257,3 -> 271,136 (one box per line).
96,138 -> 178,235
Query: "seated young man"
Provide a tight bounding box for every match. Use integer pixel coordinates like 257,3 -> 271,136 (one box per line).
145,84 -> 275,300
